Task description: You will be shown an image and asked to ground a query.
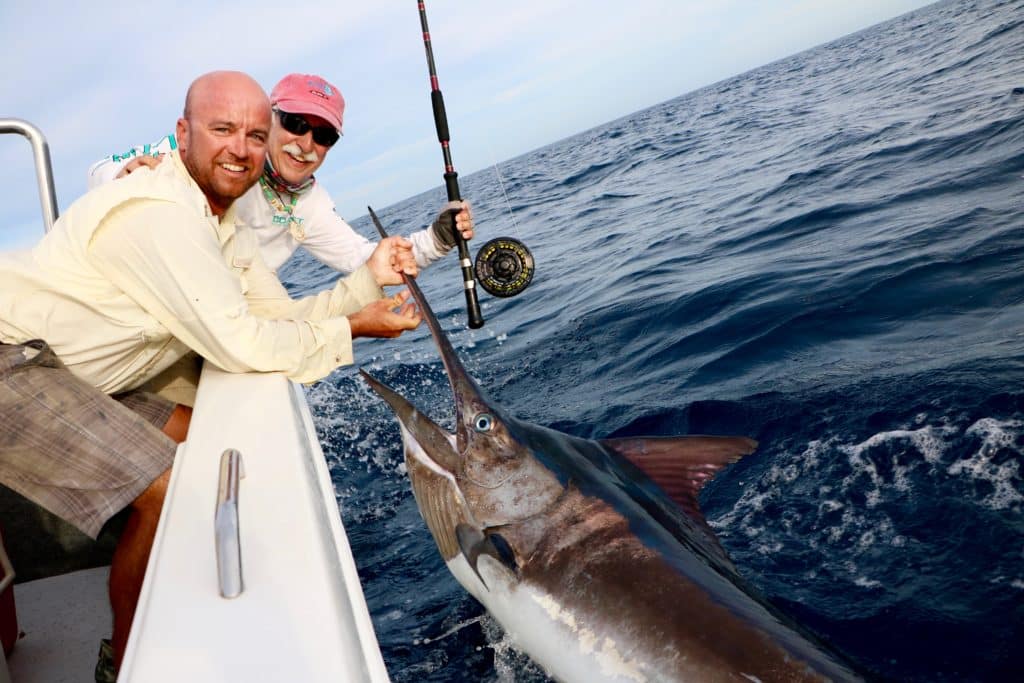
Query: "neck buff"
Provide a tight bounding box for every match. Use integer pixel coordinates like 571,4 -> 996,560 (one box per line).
262,157 -> 315,195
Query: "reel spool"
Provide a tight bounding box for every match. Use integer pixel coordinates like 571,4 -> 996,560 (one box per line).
474,237 -> 535,298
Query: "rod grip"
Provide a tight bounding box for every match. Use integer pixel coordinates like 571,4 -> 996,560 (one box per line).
432,91 -> 450,142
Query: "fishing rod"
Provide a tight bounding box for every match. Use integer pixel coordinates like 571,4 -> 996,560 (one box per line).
416,0 -> 534,329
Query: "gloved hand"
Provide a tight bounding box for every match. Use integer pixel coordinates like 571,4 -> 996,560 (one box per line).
430,200 -> 475,250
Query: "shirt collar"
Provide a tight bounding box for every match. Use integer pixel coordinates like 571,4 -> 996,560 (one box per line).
166,151 -> 242,246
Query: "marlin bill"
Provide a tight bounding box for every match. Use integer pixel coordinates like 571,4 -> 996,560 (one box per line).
360,277 -> 864,682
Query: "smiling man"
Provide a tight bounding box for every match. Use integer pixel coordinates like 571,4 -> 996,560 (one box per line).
89,73 -> 475,276
177,73 -> 269,214
1,70 -> 421,679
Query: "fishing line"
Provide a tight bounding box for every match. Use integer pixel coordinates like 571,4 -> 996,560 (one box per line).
476,151 -> 534,299
483,145 -> 522,240
412,614 -> 486,645
480,132 -> 536,298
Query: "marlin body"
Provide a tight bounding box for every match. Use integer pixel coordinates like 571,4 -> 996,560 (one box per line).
360,263 -> 861,682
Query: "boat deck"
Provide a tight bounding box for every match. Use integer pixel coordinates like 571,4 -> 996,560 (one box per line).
6,567 -> 111,682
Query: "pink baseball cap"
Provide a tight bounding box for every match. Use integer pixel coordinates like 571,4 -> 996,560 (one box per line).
270,73 -> 345,133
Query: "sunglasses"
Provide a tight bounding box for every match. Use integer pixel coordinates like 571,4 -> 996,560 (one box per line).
275,109 -> 340,147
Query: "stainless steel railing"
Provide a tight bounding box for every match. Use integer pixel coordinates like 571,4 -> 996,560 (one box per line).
0,118 -> 59,232
214,449 -> 244,599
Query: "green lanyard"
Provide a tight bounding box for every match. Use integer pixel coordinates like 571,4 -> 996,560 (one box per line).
258,176 -> 304,240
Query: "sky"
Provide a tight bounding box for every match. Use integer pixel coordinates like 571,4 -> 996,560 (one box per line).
0,0 -> 936,251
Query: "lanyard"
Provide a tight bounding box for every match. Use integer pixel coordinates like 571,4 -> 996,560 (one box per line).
258,175 -> 304,240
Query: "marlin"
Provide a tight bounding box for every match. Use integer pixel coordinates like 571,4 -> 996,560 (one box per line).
360,217 -> 861,683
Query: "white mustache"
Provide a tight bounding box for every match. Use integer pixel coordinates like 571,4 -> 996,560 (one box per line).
281,142 -> 318,163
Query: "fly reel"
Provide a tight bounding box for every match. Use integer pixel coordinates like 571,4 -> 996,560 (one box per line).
474,237 -> 535,298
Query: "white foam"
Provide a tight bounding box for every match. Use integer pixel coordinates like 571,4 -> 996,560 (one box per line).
853,575 -> 882,589
708,423 -> 971,588
838,425 -> 956,507
947,418 -> 1024,510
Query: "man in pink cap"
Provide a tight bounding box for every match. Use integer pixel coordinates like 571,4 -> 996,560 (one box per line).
88,73 -> 475,276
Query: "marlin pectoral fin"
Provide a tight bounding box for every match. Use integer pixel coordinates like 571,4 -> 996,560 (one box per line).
455,523 -> 518,591
486,532 -> 518,571
600,435 -> 757,522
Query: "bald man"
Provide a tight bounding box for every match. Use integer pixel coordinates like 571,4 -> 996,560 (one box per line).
0,70 -> 420,674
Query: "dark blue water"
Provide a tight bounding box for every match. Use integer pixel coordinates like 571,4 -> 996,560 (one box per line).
280,0 -> 1024,680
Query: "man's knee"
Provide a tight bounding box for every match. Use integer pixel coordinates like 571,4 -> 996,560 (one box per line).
131,469 -> 171,514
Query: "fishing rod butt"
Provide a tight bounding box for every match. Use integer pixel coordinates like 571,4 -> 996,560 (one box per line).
464,289 -> 485,329
456,237 -> 485,329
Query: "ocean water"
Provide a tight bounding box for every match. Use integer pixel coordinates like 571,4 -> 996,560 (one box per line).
279,0 -> 1024,680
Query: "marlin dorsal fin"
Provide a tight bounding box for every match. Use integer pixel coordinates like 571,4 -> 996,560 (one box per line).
600,435 -> 757,520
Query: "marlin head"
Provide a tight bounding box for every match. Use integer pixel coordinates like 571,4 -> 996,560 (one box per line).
359,274 -> 563,563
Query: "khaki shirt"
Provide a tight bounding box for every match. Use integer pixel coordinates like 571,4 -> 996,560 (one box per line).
0,151 -> 382,394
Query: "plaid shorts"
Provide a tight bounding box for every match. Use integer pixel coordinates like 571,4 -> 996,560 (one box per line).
0,340 -> 177,539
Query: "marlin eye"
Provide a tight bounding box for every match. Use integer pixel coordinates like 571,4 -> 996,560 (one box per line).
473,413 -> 494,432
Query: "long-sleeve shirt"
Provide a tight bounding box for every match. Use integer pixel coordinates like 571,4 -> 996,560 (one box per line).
87,134 -> 448,272
0,151 -> 383,394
